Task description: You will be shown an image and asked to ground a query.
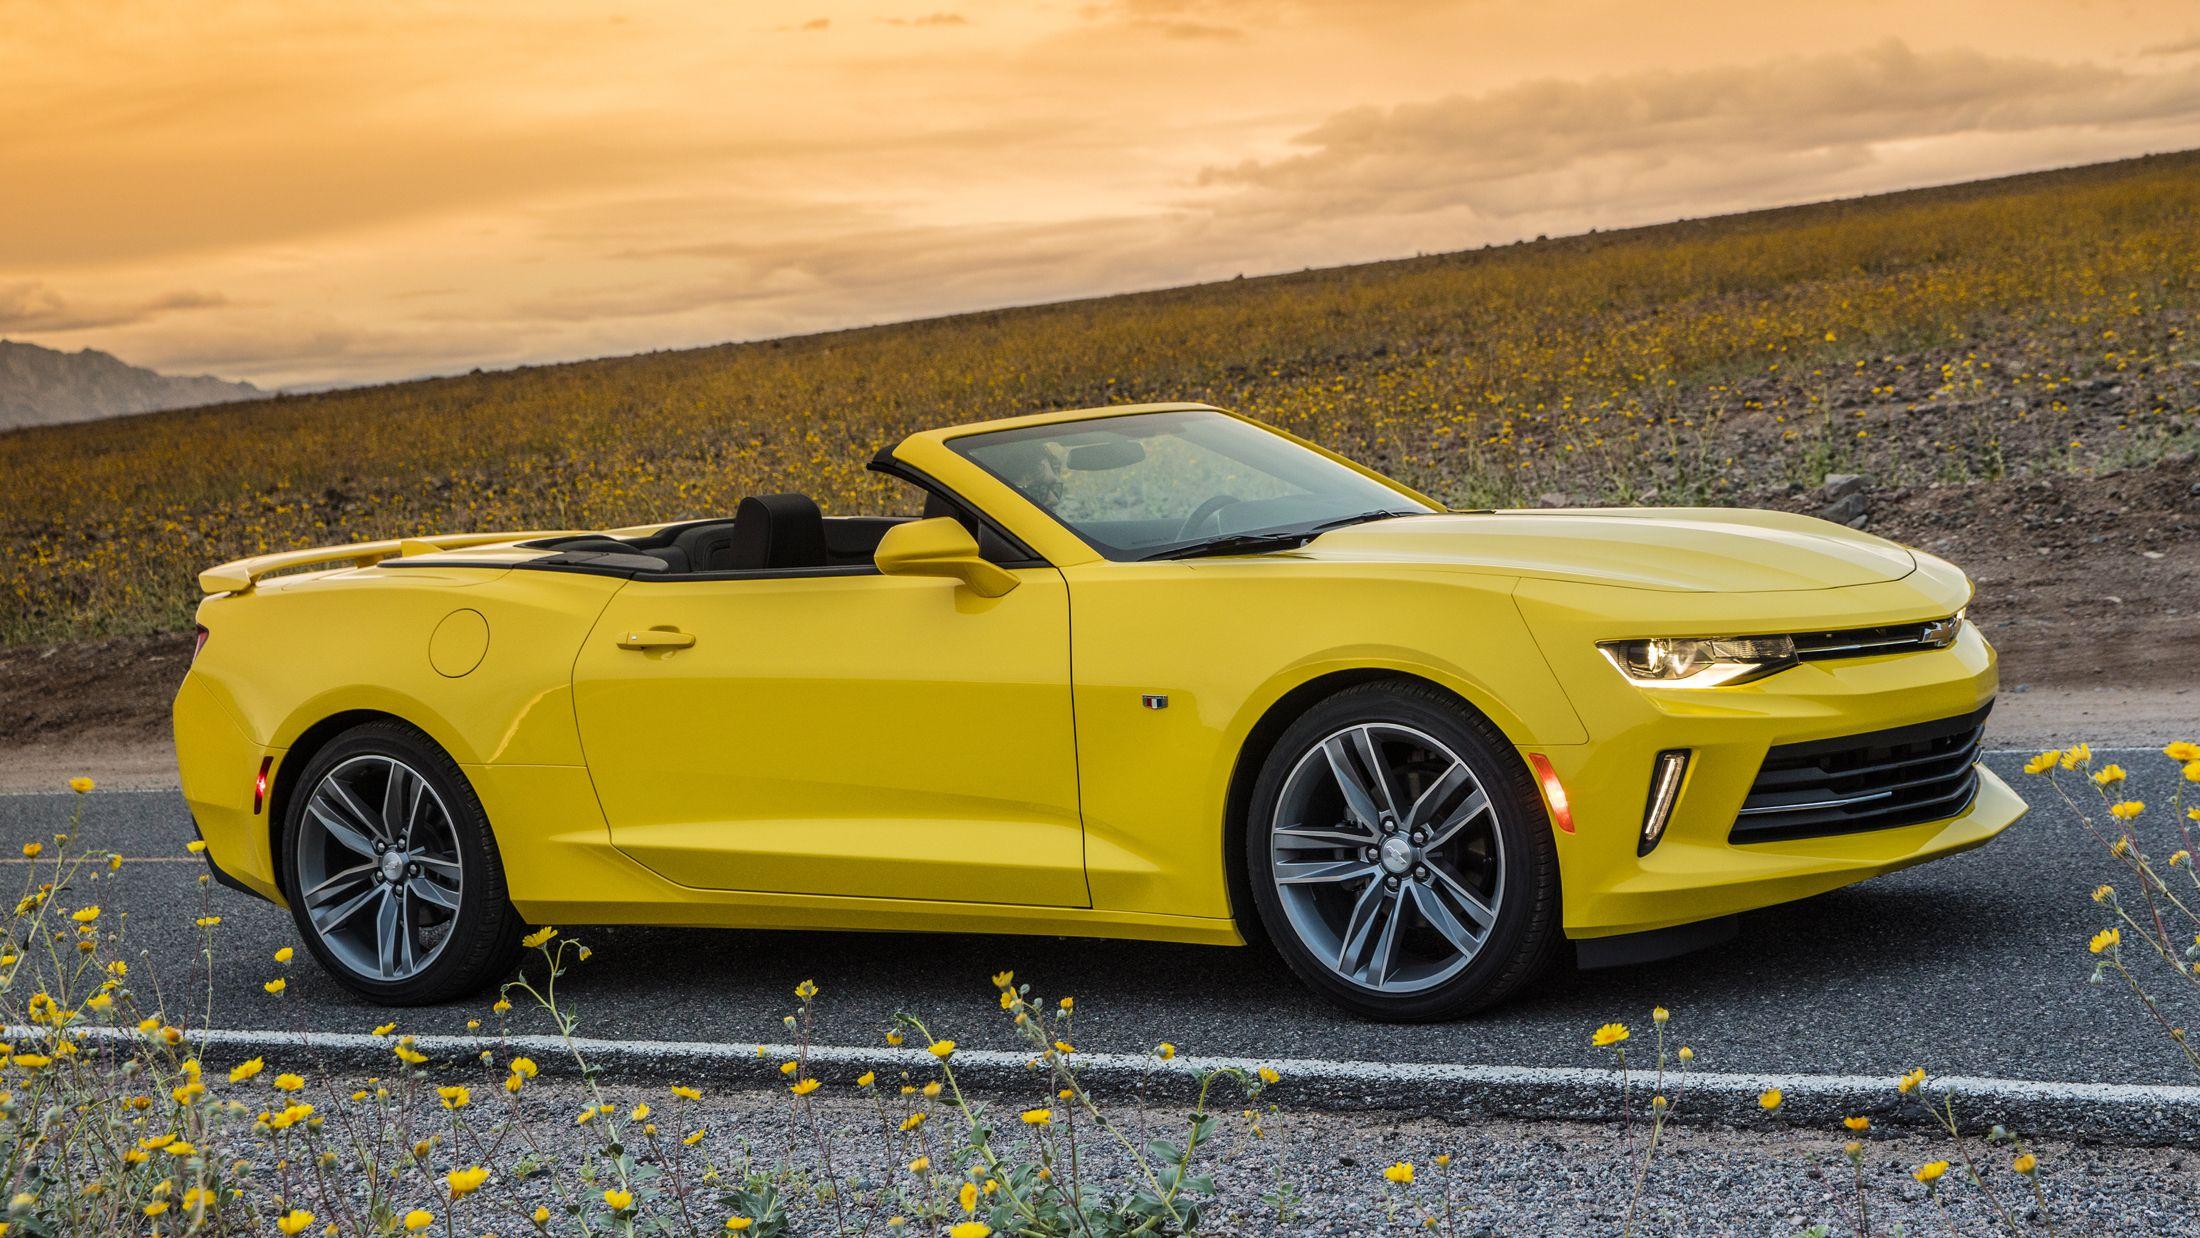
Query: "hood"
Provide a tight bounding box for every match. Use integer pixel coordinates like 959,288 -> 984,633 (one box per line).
1301,508 -> 1916,592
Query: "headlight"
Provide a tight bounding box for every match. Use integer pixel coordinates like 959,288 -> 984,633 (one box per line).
1599,635 -> 1797,687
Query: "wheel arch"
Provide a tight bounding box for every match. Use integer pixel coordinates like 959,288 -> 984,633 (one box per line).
1219,666 -> 1537,937
266,707 -> 454,899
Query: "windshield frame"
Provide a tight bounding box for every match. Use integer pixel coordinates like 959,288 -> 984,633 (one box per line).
943,408 -> 1439,562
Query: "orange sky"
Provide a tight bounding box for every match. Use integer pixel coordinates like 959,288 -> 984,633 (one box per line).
5,0 -> 2199,389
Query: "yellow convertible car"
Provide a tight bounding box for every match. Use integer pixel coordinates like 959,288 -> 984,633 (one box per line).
177,403 -> 2021,1019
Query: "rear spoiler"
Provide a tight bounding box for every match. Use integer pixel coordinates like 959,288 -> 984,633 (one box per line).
197,530 -> 584,596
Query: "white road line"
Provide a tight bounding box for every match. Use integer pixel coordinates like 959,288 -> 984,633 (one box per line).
14,1022 -> 2200,1113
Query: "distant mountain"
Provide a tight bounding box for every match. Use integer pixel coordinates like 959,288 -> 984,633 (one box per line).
0,339 -> 263,431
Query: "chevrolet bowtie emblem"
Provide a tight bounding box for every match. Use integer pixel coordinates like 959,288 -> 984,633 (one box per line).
1920,618 -> 1960,648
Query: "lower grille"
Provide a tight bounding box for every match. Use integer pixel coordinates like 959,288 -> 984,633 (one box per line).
1729,704 -> 1989,843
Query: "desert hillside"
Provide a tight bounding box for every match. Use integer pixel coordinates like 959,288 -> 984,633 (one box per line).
0,339 -> 262,431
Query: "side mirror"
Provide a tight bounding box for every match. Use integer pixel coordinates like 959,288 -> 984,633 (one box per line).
874,517 -> 1020,598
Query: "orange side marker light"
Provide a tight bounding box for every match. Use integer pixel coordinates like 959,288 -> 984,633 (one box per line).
1527,752 -> 1574,834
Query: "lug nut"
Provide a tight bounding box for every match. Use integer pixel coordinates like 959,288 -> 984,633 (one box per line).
1384,875 -> 1400,890
1414,866 -> 1430,882
1362,847 -> 1378,863
1410,831 -> 1427,845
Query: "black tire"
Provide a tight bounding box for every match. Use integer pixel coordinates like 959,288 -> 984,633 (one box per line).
279,721 -> 524,1005
1244,679 -> 1561,1021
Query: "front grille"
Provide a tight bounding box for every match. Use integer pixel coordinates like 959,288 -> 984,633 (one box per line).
1790,618 -> 1960,662
1729,704 -> 1989,843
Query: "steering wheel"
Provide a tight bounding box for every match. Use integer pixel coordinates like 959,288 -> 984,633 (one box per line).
1177,494 -> 1244,539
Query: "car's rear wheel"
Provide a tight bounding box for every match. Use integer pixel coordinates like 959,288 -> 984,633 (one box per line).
1245,680 -> 1560,1020
280,721 -> 523,1004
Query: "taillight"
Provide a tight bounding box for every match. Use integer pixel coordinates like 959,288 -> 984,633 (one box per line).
192,625 -> 210,663
1527,753 -> 1575,834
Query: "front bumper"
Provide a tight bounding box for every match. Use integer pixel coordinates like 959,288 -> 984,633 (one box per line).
1517,574 -> 2024,939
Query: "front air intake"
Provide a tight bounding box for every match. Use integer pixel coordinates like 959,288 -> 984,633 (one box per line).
1729,704 -> 1990,844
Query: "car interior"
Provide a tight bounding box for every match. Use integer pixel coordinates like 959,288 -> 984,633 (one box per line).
520,489 -> 1025,576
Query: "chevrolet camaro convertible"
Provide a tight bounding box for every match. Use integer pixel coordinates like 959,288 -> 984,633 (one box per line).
177,403 -> 2023,1019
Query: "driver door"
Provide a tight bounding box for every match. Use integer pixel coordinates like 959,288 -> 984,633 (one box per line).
570,565 -> 1087,906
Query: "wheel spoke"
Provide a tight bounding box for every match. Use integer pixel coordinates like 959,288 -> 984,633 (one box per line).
302,862 -> 376,907
1421,789 -> 1492,852
308,877 -> 382,932
1337,880 -> 1394,972
382,762 -> 426,847
1322,735 -> 1384,829
1275,858 -> 1377,886
412,854 -> 462,880
1273,824 -> 1376,850
374,887 -> 403,978
407,873 -> 460,911
307,789 -> 382,858
1411,881 -> 1486,957
1429,865 -> 1498,928
320,778 -> 390,846
1348,727 -> 1404,822
1404,761 -> 1470,832
1360,885 -> 1407,986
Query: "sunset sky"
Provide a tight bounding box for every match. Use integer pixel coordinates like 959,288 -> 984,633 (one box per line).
6,0 -> 2200,389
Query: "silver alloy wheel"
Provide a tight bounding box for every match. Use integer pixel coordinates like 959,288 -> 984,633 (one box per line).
1269,723 -> 1504,993
296,755 -> 464,982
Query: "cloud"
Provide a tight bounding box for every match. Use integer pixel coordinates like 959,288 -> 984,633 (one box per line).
0,282 -> 229,333
882,12 -> 970,27
2142,34 -> 2200,57
1197,40 -> 2200,229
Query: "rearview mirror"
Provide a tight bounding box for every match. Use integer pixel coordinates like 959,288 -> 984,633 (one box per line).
1065,439 -> 1145,471
874,517 -> 1020,598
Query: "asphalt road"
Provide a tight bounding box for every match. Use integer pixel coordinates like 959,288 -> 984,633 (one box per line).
5,750 -> 2196,1088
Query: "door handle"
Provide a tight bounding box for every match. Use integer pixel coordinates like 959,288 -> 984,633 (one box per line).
616,628 -> 696,651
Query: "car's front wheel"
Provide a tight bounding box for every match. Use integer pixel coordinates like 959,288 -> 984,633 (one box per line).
280,721 -> 523,1004
1245,680 -> 1560,1020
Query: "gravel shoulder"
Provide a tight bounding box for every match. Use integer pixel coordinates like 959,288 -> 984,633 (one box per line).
217,1069 -> 2200,1235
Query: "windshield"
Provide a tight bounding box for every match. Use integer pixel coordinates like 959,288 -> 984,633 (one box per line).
948,409 -> 1435,560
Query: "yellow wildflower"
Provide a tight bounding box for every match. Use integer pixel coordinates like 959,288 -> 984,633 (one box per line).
273,1073 -> 305,1092
2093,765 -> 2126,786
437,1085 -> 470,1110
1157,1042 -> 1176,1060
2110,801 -> 2145,821
950,1225 -> 992,1238
2013,1152 -> 2038,1174
959,1181 -> 979,1212
603,1188 -> 633,1211
790,1078 -> 820,1096
264,978 -> 286,995
2092,927 -> 2121,954
928,1040 -> 956,1060
446,1166 -> 488,1198
521,926 -> 557,948
2024,750 -> 2059,775
1021,1108 -> 1053,1126
1592,1022 -> 1629,1048
1759,1088 -> 1782,1111
1383,1162 -> 1414,1184
1843,1116 -> 1869,1131
69,776 -> 95,794
403,1210 -> 433,1232
229,1058 -> 264,1083
1898,1068 -> 1926,1094
1914,1160 -> 1949,1184
2092,885 -> 2114,903
276,1211 -> 314,1236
